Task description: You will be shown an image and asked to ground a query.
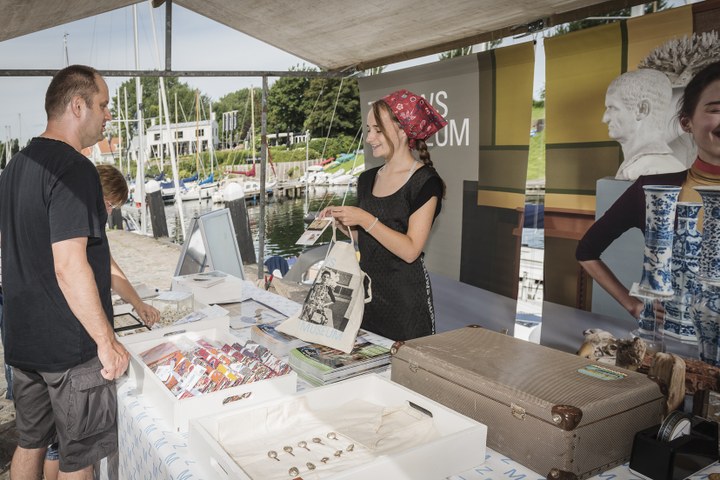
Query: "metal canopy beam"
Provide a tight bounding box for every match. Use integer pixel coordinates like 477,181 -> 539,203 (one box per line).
0,69 -> 346,78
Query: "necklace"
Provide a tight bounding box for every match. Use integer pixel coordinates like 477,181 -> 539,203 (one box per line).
379,160 -> 419,182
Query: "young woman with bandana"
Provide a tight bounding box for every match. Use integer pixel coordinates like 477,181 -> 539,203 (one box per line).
576,61 -> 720,320
323,89 -> 447,341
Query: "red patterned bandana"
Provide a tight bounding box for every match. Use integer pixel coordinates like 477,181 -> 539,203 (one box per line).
382,89 -> 448,149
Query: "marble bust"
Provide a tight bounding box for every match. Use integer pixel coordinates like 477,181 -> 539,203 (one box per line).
602,68 -> 686,181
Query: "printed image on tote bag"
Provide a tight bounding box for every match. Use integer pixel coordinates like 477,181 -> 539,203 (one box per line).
277,225 -> 370,353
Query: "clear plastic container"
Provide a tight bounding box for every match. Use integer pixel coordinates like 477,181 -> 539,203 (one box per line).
151,291 -> 195,327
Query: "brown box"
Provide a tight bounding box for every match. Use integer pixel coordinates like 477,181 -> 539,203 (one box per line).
391,326 -> 665,480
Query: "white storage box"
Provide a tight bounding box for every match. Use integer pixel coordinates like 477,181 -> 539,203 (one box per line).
189,373 -> 487,480
172,270 -> 244,305
124,319 -> 297,432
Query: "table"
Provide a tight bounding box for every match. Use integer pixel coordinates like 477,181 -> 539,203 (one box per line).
114,281 -> 720,480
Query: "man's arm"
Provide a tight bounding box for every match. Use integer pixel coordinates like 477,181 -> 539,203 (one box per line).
52,237 -> 128,380
110,255 -> 160,326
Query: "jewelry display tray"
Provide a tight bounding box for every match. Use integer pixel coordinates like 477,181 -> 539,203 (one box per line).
189,373 -> 488,480
122,316 -> 297,432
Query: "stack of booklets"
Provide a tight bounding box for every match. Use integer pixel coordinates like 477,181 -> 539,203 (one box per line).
288,332 -> 391,386
250,319 -> 308,357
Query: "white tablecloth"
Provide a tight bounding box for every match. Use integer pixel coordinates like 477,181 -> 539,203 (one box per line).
114,281 -> 720,480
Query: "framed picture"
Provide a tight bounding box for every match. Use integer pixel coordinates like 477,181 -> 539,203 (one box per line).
225,298 -> 288,329
114,312 -> 143,332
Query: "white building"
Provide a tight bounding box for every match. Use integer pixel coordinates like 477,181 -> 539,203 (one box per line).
145,113 -> 219,159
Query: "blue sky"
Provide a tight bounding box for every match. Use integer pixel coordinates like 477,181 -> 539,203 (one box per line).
0,1 -> 693,146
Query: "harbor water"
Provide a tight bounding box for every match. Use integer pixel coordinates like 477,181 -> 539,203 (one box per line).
124,184 -> 358,259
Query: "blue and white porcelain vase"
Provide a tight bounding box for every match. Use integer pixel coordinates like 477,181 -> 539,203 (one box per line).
639,185 -> 681,296
663,202 -> 702,343
691,186 -> 720,365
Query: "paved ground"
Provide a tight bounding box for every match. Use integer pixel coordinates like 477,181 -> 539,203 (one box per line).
0,230 -> 267,477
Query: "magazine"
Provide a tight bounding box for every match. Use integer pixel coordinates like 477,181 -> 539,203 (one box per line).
288,333 -> 390,386
250,320 -> 308,357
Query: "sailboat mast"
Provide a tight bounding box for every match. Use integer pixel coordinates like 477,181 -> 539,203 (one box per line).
116,87 -> 123,175
133,4 -> 147,234
124,87 -> 129,176
158,84 -> 164,172
250,85 -> 255,164
195,90 -> 200,175
146,0 -> 185,241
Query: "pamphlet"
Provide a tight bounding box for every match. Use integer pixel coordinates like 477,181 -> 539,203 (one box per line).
295,217 -> 332,245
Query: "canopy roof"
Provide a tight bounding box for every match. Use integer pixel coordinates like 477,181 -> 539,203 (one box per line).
1,0 -> 648,72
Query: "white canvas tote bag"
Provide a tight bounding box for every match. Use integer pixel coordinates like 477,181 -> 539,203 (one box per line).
277,224 -> 371,353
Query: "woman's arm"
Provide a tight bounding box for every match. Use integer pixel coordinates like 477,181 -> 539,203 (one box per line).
579,259 -> 644,318
328,197 -> 438,263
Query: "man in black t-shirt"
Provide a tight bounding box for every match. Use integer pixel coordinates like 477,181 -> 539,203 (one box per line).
0,65 -> 129,479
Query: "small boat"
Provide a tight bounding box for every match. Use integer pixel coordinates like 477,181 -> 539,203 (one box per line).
329,174 -> 356,185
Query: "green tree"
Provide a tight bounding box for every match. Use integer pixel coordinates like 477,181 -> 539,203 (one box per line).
267,65 -> 316,136
303,76 -> 360,138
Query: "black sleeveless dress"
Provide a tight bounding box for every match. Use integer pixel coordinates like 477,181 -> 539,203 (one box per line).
357,165 -> 443,341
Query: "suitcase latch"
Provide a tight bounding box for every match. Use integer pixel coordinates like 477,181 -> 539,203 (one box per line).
409,361 -> 419,373
510,403 -> 526,420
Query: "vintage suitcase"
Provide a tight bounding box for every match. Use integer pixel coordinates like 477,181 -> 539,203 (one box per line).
390,325 -> 665,480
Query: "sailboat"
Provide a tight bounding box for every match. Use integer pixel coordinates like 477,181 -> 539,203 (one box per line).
211,86 -> 276,203
178,90 -> 220,202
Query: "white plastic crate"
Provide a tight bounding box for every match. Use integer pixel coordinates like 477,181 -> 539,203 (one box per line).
124,319 -> 297,432
189,373 -> 487,480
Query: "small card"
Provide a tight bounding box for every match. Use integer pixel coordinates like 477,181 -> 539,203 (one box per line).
296,218 -> 332,245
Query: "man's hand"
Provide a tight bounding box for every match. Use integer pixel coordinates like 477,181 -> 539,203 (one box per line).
97,339 -> 129,380
134,301 -> 161,326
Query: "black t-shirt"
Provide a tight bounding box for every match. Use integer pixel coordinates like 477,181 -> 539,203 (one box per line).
0,137 -> 111,372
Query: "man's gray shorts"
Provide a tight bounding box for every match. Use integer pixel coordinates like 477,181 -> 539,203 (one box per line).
13,356 -> 118,472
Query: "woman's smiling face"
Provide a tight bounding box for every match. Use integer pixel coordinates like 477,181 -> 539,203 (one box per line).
366,107 -> 402,160
686,78 -> 720,165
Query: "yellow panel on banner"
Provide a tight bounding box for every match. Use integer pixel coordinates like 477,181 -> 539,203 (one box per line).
476,43 -> 534,211
545,23 -> 622,146
626,6 -> 693,71
494,43 -> 535,146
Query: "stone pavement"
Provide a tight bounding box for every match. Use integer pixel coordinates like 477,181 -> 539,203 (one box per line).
0,230 -> 267,477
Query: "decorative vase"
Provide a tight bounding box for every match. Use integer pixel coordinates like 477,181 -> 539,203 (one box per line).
639,186 -> 681,296
690,186 -> 720,365
663,202 -> 702,344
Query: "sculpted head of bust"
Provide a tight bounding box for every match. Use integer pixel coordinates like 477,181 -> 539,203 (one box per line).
603,69 -> 686,180
603,68 -> 672,142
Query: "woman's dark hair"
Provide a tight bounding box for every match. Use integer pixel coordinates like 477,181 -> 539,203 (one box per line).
45,65 -> 99,120
371,99 -> 446,197
678,61 -> 720,123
